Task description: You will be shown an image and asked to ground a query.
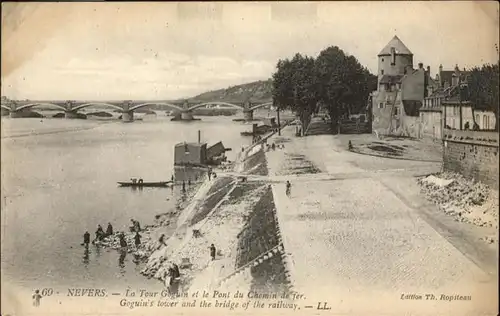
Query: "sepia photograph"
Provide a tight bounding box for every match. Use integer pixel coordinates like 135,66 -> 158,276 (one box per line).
1,2 -> 498,315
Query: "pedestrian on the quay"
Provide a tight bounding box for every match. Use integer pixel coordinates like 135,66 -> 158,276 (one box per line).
286,181 -> 291,197
83,231 -> 90,247
182,181 -> 186,192
209,244 -> 216,261
106,223 -> 113,236
188,179 -> 191,186
134,232 -> 142,248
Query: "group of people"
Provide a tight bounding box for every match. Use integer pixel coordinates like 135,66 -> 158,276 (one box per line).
82,219 -> 143,249
83,222 -> 114,245
266,143 -> 284,151
130,178 -> 144,184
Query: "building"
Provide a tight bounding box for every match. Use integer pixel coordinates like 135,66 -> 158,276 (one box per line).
371,35 -> 433,137
174,142 -> 207,166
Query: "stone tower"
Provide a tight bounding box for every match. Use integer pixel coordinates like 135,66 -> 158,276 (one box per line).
377,35 -> 413,86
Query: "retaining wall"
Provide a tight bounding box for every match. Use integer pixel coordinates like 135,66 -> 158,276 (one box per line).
443,130 -> 499,189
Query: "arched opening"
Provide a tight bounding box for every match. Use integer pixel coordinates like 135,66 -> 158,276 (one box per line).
187,102 -> 244,111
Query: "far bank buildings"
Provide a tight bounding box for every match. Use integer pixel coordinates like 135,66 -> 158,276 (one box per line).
370,36 -> 496,140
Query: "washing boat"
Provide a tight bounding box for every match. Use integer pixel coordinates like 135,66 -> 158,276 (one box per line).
117,181 -> 173,188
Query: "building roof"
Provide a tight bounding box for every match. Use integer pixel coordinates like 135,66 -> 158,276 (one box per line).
379,75 -> 404,84
175,142 -> 207,147
207,141 -> 226,159
378,35 -> 413,56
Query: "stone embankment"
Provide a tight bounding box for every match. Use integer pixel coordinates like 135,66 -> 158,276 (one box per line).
131,128 -> 291,293
417,171 -> 499,244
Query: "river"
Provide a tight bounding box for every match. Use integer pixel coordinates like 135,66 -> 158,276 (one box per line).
0,111 -> 268,294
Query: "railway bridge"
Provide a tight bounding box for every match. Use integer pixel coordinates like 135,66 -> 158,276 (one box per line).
0,99 -> 273,122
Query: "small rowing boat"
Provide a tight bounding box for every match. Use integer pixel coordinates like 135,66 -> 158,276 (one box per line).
117,181 -> 172,188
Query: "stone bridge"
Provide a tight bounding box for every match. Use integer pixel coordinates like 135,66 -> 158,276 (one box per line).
0,99 -> 273,122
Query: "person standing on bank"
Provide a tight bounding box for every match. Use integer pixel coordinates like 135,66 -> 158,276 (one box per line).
134,232 -> 142,248
83,231 -> 90,247
209,244 -> 216,261
106,222 -> 113,236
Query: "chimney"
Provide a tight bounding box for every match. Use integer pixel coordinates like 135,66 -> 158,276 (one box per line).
418,63 -> 423,69
198,130 -> 201,143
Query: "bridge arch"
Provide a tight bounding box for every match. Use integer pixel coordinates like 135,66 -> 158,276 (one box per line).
129,102 -> 184,112
71,103 -> 124,112
1,105 -> 11,111
187,102 -> 244,111
15,103 -> 67,112
249,102 -> 273,111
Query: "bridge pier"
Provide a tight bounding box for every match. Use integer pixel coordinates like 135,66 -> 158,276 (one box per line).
243,109 -> 254,121
9,111 -> 22,118
122,111 -> 134,122
65,111 -> 79,119
181,110 -> 194,120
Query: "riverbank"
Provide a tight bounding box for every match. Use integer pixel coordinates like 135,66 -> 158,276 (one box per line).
101,125 -> 290,295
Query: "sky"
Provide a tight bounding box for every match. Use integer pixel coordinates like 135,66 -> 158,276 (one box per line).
1,2 -> 499,101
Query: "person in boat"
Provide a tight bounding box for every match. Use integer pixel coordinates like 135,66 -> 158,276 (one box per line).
83,231 -> 90,247
138,178 -> 144,184
285,180 -> 291,197
171,175 -> 174,182
134,232 -> 142,248
209,244 -> 216,261
106,223 -> 113,236
131,178 -> 137,184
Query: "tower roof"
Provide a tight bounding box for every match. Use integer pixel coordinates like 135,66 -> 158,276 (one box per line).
378,35 -> 413,56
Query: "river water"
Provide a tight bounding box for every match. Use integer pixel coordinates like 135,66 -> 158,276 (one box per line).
0,111 -> 265,293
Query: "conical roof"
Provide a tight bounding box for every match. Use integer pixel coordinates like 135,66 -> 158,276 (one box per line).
378,35 -> 413,56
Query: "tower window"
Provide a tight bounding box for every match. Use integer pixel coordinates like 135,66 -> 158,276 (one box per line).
381,58 -> 384,62
379,103 -> 384,109
390,47 -> 396,65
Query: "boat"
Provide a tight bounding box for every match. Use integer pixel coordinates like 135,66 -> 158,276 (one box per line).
117,181 -> 173,187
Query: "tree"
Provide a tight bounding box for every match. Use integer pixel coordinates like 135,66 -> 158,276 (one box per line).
272,53 -> 318,134
315,46 -> 375,132
467,62 -> 499,131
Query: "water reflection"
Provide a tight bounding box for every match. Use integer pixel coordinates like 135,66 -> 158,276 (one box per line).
133,254 -> 141,266
94,244 -> 101,258
118,250 -> 127,276
83,246 -> 90,266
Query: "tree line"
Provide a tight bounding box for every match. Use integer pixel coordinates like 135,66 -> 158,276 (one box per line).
467,61 -> 499,131
271,46 -> 377,134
